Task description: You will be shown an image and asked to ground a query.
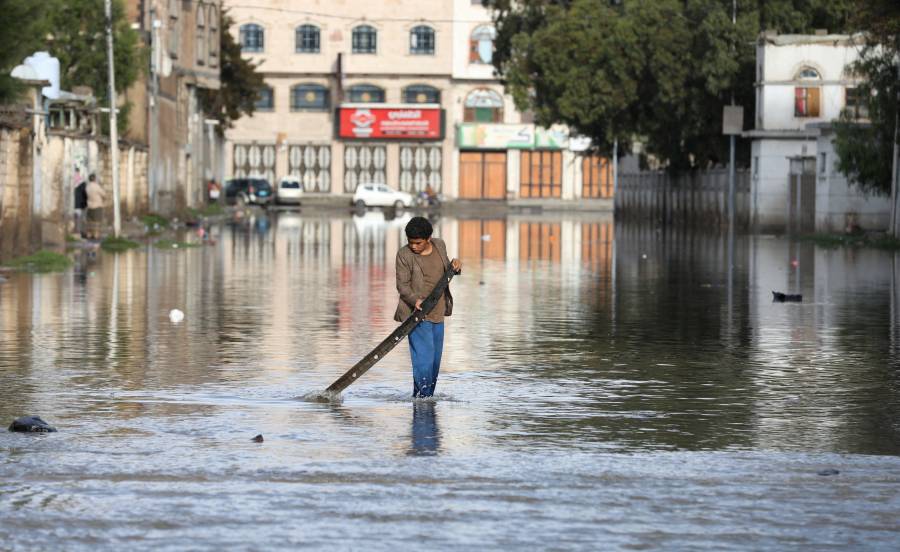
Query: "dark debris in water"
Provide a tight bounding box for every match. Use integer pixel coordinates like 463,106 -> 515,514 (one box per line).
817,469 -> 840,476
8,415 -> 57,433
252,434 -> 264,443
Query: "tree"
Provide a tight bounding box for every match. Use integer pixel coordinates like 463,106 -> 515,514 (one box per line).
198,12 -> 265,133
833,0 -> 900,195
0,1 -> 50,104
44,0 -> 141,133
492,0 -> 854,171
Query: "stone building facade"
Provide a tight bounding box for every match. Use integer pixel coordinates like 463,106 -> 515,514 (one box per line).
130,0 -> 223,212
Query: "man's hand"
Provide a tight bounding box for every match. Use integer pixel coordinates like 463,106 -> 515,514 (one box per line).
415,298 -> 423,310
451,258 -> 462,273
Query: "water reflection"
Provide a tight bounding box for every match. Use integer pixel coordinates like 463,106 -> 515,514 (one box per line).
3,210 -> 900,549
2,211 -> 900,454
409,402 -> 441,456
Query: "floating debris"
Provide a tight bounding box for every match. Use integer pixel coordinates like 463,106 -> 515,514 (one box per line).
8,416 -> 57,433
772,291 -> 802,302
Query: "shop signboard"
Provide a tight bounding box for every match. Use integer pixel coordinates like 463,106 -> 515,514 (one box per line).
337,105 -> 444,140
457,123 -> 569,150
534,126 -> 568,149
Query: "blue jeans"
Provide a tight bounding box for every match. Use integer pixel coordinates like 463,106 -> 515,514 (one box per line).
409,321 -> 444,398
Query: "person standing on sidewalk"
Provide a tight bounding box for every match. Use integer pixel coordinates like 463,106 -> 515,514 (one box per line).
85,173 -> 106,240
395,216 -> 462,398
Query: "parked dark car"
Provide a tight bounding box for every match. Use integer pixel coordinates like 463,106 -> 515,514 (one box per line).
224,178 -> 273,206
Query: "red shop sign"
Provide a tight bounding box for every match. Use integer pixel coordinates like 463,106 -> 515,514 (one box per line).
337,106 -> 444,140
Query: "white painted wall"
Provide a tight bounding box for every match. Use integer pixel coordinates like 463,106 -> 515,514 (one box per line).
750,138 -> 815,230
452,0 -> 495,81
757,35 -> 864,131
814,129 -> 890,232
750,34 -> 873,231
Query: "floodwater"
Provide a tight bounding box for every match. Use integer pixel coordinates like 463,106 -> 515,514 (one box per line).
1,209 -> 899,550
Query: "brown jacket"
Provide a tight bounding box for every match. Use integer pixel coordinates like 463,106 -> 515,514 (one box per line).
394,237 -> 455,322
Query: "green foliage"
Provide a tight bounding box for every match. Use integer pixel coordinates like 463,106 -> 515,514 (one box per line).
492,0 -> 854,170
0,1 -> 50,104
800,232 -> 900,250
198,12 -> 265,132
141,213 -> 170,229
45,0 -> 142,134
100,236 -> 140,252
5,250 -> 72,273
186,204 -> 225,218
833,0 -> 900,195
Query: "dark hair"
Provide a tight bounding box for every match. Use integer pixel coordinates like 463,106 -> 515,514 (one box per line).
405,216 -> 433,240
88,173 -> 96,181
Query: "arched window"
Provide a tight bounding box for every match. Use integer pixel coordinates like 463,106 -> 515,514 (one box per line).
410,25 -> 435,55
296,24 -> 320,53
168,0 -> 179,59
196,4 -> 206,65
469,25 -> 496,64
290,84 -> 330,111
208,5 -> 219,67
464,89 -> 503,122
794,66 -> 821,118
796,67 -> 821,80
255,86 -> 274,111
348,84 -> 385,103
240,23 -> 264,53
403,85 -> 440,104
352,25 -> 377,54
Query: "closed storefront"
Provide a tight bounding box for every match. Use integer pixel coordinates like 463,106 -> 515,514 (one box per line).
338,105 -> 445,194
520,150 -> 562,198
581,155 -> 613,199
399,145 -> 442,193
288,144 -> 332,193
343,144 -> 387,192
233,143 -> 276,182
459,151 -> 506,199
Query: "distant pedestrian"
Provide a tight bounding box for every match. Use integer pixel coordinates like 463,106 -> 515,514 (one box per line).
207,179 -> 221,203
85,173 -> 105,240
73,167 -> 87,237
395,216 -> 462,398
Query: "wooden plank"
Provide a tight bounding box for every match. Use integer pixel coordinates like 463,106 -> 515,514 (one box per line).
325,266 -> 458,394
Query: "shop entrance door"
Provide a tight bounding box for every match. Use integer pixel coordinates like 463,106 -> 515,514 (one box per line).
459,151 -> 506,199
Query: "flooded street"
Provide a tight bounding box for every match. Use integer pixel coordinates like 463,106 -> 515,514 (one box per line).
2,210 -> 899,550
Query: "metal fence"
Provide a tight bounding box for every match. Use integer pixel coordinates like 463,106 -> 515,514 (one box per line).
615,168 -> 751,228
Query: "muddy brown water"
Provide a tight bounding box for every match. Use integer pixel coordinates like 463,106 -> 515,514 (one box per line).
2,210 -> 899,550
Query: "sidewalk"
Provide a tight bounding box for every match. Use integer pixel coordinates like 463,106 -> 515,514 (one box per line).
293,194 -> 614,214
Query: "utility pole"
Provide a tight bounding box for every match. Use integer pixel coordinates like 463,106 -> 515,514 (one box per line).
612,138 -> 618,197
891,56 -> 900,237
150,12 -> 161,213
104,0 -> 121,237
728,0 -> 737,231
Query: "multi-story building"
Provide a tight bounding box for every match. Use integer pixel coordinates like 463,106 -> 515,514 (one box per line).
746,31 -> 888,232
128,0 -> 223,212
224,0 -> 613,204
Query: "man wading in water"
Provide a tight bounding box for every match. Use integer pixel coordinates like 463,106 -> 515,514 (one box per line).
395,216 -> 462,398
